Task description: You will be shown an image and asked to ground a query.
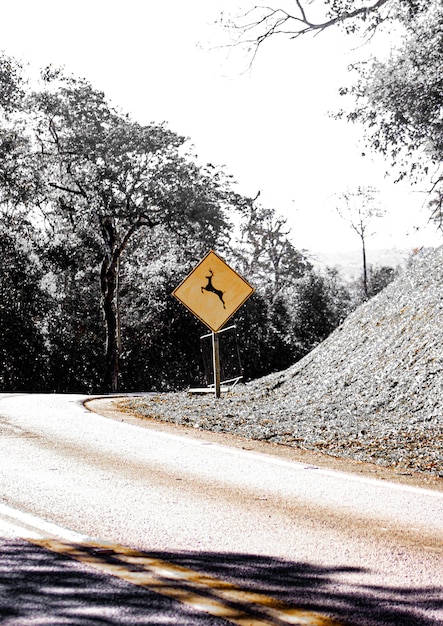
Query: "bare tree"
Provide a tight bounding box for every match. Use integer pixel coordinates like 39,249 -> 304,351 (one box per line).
336,186 -> 385,299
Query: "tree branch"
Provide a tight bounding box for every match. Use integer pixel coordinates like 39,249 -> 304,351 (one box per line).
48,181 -> 84,196
229,0 -> 392,62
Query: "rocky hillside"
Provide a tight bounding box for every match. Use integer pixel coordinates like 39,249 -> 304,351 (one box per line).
245,246 -> 443,473
123,247 -> 443,477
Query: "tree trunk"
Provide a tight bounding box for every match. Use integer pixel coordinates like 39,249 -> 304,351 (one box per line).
101,254 -> 120,393
361,235 -> 368,300
100,217 -> 144,392
100,219 -> 121,393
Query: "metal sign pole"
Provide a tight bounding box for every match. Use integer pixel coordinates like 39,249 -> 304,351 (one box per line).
212,331 -> 221,398
172,251 -> 255,398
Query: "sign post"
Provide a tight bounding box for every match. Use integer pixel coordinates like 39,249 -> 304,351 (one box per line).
212,331 -> 221,398
172,250 -> 255,397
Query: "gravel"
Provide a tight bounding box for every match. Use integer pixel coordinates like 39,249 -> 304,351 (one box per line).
121,247 -> 443,478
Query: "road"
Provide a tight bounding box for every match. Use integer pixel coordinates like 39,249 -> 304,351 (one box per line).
0,393 -> 441,625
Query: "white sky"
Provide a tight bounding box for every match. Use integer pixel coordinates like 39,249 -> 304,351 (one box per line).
1,0 -> 441,254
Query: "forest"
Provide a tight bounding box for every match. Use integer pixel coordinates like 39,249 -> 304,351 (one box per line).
1,0 -> 441,393
0,55 -> 392,394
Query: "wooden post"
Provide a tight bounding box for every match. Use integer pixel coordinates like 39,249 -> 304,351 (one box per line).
212,331 -> 221,398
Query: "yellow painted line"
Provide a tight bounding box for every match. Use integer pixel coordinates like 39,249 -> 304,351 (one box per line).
30,538 -> 343,626
112,545 -> 339,625
33,538 -> 272,625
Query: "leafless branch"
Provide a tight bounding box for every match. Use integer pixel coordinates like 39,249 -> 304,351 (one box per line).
228,0 -> 392,64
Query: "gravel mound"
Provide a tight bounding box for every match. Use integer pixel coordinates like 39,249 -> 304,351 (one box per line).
123,247 -> 443,476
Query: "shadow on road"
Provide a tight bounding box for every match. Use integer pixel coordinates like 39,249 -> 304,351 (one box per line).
0,539 -> 440,625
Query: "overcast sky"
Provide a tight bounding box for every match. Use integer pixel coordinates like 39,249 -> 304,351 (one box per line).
1,0 -> 441,254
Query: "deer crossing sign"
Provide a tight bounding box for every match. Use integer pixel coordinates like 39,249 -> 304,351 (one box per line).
172,250 -> 255,333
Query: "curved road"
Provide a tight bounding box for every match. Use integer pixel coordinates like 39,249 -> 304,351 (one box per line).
0,393 -> 441,625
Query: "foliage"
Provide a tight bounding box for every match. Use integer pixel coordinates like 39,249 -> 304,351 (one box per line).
0,52 -> 25,113
0,55 -> 357,392
118,233 -> 226,391
336,186 -> 385,298
1,67 -> 237,391
346,262 -> 398,305
38,222 -> 105,392
348,5 -> 442,167
227,204 -> 352,379
120,278 -> 207,391
229,291 -> 293,380
0,220 -> 49,390
232,200 -> 311,298
288,267 -> 352,351
340,2 -> 443,223
366,264 -> 397,298
231,266 -> 353,380
225,1 -> 442,228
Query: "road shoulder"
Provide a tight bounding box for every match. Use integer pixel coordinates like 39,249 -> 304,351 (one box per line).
86,397 -> 443,494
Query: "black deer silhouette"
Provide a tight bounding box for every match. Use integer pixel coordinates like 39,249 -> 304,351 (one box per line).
201,269 -> 226,308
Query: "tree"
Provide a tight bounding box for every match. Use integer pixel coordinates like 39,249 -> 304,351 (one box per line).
22,71 -> 235,392
230,200 -> 352,378
38,220 -> 105,392
289,268 -> 350,353
0,53 -> 25,113
0,59 -> 244,393
366,264 -> 397,298
336,186 -> 385,299
0,55 -> 38,213
224,1 -> 442,222
224,0 -> 402,63
0,219 -> 49,390
232,197 -> 310,299
340,3 -> 443,224
0,55 -> 356,391
0,64 -> 237,392
233,290 -> 296,379
118,228 -> 234,390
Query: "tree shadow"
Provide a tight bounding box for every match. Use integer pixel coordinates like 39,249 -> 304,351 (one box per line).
0,539 -> 441,625
161,550 -> 443,626
0,539 -> 214,625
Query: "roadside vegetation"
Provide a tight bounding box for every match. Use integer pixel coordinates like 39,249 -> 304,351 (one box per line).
0,61 -> 367,393
0,0 -> 441,393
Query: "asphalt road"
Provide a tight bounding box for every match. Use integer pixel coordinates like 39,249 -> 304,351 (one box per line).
0,393 -> 442,625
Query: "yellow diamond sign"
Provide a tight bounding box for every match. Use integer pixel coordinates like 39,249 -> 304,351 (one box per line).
172,250 -> 255,332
